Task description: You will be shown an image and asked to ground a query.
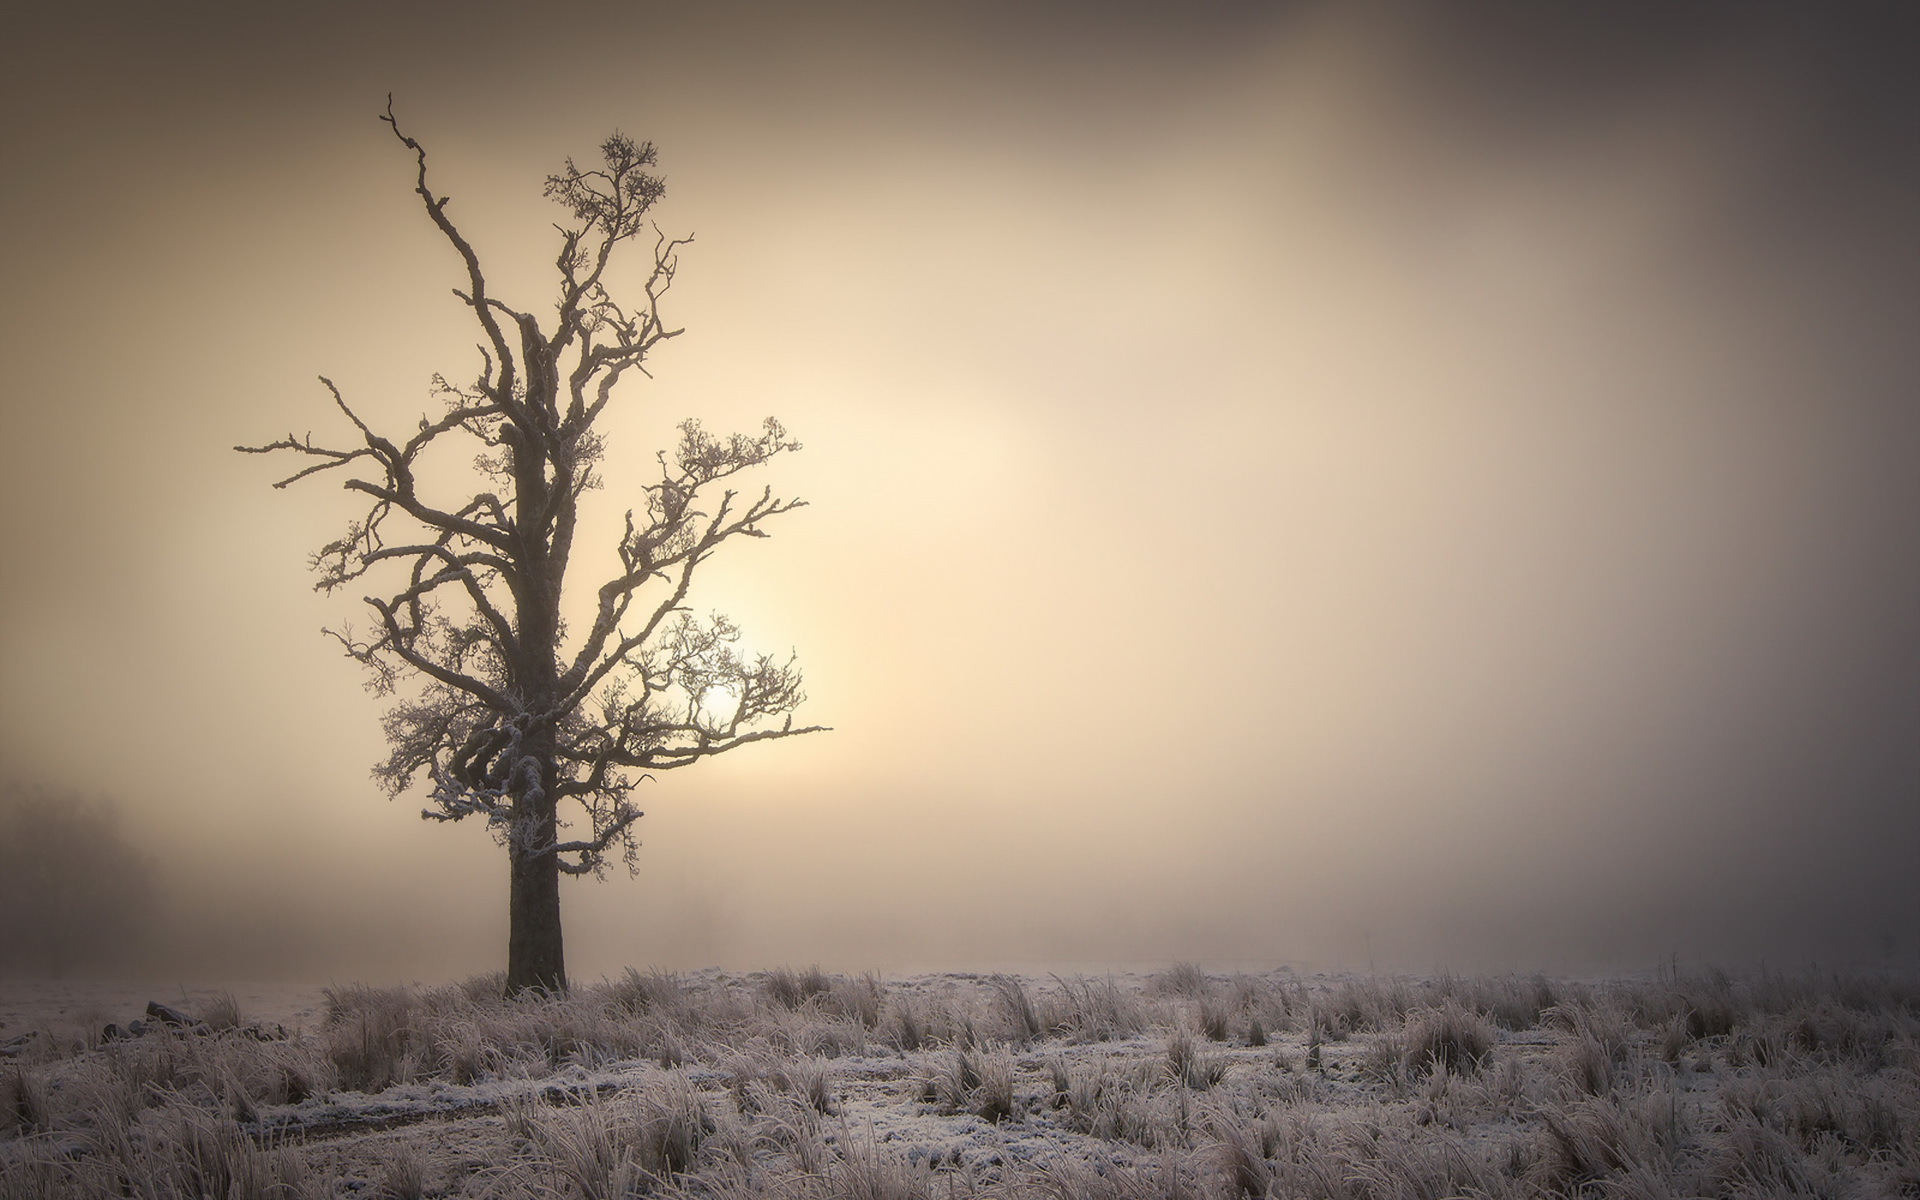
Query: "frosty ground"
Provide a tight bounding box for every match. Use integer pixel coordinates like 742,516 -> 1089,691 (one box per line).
3,965 -> 1918,1198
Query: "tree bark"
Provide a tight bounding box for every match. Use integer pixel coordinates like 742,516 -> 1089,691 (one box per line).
504,426 -> 569,997
506,702 -> 566,995
506,794 -> 565,995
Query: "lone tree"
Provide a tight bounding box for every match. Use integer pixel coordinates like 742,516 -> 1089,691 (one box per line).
241,103 -> 822,995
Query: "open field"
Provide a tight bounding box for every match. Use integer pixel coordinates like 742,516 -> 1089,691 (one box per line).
4,965 -> 1919,1198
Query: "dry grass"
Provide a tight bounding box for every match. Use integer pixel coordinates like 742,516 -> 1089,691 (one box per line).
1401,1001 -> 1497,1076
4,965 -> 1919,1197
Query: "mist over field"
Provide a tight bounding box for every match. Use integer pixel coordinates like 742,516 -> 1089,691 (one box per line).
4,3 -> 1920,983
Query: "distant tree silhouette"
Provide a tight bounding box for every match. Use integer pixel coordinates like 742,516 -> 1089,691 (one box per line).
0,781 -> 157,977
240,101 -> 823,995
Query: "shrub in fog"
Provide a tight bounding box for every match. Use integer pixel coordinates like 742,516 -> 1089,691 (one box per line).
0,780 -> 157,977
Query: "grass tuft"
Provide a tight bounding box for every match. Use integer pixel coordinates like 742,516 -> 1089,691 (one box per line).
1167,1029 -> 1228,1090
1403,1001 -> 1496,1077
1151,961 -> 1210,997
992,974 -> 1044,1044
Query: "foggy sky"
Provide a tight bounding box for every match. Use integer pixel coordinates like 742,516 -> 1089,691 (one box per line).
4,2 -> 1919,982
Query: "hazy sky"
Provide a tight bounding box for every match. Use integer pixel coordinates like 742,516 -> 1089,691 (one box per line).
4,3 -> 1919,981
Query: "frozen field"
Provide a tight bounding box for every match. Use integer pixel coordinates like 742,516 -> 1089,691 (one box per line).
4,965 -> 1919,1198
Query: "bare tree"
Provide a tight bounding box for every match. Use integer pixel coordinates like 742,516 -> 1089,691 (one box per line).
240,102 -> 823,995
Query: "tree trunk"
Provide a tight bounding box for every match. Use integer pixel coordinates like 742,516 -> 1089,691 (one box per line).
506,794 -> 566,996
505,518 -> 568,997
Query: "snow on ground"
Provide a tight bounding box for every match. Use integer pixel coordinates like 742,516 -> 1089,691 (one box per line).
4,966 -> 1920,1197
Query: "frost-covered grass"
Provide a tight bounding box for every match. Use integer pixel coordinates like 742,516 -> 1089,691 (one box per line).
4,964 -> 1920,1197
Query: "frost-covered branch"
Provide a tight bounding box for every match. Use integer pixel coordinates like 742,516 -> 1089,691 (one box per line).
240,105 -> 825,991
